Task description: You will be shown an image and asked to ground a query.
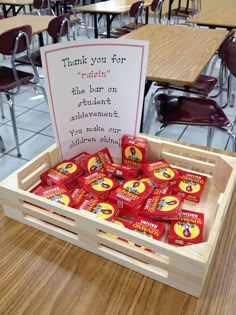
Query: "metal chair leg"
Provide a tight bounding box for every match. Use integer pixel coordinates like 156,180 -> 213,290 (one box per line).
6,94 -> 21,157
0,93 -> 5,119
0,135 -> 5,152
207,127 -> 214,147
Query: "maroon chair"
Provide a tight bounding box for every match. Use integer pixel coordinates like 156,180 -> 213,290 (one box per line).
224,41 -> 236,109
151,0 -> 164,24
167,0 -> 201,24
154,93 -> 236,151
107,1 -> 144,38
32,0 -> 56,16
16,14 -> 73,68
0,25 -> 46,157
142,31 -> 236,133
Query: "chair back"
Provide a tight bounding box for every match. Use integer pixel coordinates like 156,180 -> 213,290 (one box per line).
0,25 -> 32,56
129,1 -> 144,28
218,29 -> 235,59
33,0 -> 50,10
224,41 -> 236,78
151,0 -> 163,12
0,25 -> 39,90
130,1 -> 144,17
47,14 -> 71,43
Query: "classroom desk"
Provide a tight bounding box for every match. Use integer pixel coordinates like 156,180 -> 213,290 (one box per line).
0,0 -> 33,17
74,0 -> 152,38
122,24 -> 228,131
0,142 -> 236,314
0,15 -> 52,46
186,8 -> 236,30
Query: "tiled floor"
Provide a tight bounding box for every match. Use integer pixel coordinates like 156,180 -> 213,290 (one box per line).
0,17 -> 236,181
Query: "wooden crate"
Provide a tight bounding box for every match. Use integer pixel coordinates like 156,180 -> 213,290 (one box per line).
1,135 -> 236,297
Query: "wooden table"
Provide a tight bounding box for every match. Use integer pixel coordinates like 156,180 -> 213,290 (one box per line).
123,24 -> 228,86
74,0 -> 152,38
122,24 -> 228,131
0,142 -> 236,314
0,0 -> 33,17
186,8 -> 236,29
0,15 -> 52,46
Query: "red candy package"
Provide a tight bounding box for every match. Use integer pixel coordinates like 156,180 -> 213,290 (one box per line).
76,196 -> 119,222
139,193 -> 184,221
129,216 -> 165,242
40,160 -> 84,190
121,135 -> 148,170
81,148 -> 113,173
78,170 -> 119,199
109,179 -> 153,213
35,184 -> 76,208
168,209 -> 204,246
173,170 -> 207,203
142,159 -> 180,188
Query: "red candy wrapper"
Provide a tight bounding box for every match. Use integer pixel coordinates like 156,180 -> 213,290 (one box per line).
168,209 -> 204,246
142,159 -> 180,188
40,160 -> 84,190
139,193 -> 184,221
70,185 -> 87,205
81,148 -> 113,173
78,170 -> 119,199
35,184 -> 76,208
121,135 -> 148,170
173,170 -> 207,203
152,185 -> 173,196
104,163 -> 139,179
109,179 -> 152,213
106,218 -> 131,243
76,196 -> 119,222
129,216 -> 165,251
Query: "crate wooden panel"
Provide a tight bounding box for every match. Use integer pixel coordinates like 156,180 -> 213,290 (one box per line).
1,135 -> 236,297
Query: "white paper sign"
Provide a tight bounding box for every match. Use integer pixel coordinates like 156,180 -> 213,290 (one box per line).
41,39 -> 148,161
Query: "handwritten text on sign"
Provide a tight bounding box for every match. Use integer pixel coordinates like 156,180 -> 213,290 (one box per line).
41,40 -> 148,160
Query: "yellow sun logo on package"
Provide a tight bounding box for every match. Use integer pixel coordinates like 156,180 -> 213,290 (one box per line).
57,162 -> 77,174
92,177 -> 114,191
125,146 -> 143,162
124,180 -> 145,195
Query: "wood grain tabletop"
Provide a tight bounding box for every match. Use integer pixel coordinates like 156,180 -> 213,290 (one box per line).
0,143 -> 236,315
187,8 -> 236,29
74,0 -> 152,14
0,0 -> 32,5
122,24 -> 228,86
0,15 -> 52,35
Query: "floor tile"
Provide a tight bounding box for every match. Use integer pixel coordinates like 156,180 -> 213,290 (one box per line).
0,124 -> 35,154
39,124 -> 55,137
0,103 -> 30,125
0,155 -> 28,181
9,134 -> 55,160
7,109 -> 52,133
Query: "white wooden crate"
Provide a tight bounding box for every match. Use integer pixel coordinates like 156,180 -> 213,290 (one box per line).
1,135 -> 236,297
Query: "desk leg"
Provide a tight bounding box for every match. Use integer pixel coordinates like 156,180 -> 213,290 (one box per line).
12,5 -> 16,16
94,13 -> 98,38
140,80 -> 152,133
2,4 -> 7,18
106,14 -> 111,38
145,7 -> 149,24
38,33 -> 44,47
168,0 -> 174,23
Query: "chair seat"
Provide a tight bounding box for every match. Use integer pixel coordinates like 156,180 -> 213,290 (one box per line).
156,75 -> 217,96
16,50 -> 42,68
0,66 -> 34,92
169,8 -> 194,18
155,94 -> 230,127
